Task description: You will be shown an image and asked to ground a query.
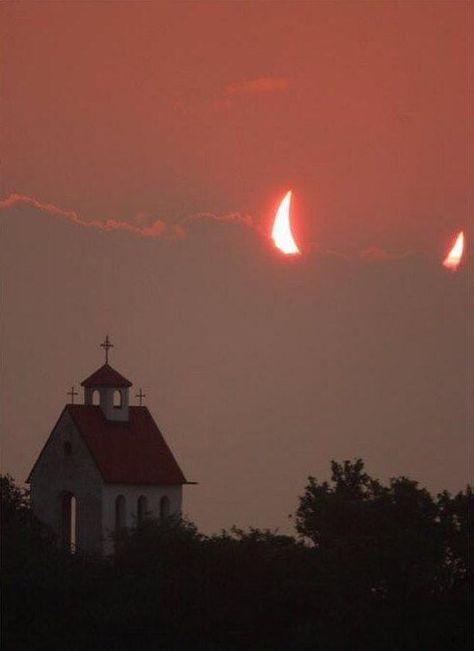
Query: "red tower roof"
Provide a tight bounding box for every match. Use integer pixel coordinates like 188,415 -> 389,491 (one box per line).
81,364 -> 132,388
27,405 -> 189,485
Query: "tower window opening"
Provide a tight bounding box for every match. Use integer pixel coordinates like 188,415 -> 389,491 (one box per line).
113,390 -> 122,408
92,390 -> 100,406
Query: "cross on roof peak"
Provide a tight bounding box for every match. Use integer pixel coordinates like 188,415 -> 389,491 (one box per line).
100,335 -> 114,364
67,386 -> 78,404
136,388 -> 146,406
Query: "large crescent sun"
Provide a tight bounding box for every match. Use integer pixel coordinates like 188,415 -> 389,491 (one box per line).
271,190 -> 301,255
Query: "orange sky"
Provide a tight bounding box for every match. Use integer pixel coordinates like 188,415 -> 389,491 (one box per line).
2,2 -> 469,252
1,2 -> 471,533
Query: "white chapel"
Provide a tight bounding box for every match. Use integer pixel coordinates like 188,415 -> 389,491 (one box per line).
27,337 -> 190,555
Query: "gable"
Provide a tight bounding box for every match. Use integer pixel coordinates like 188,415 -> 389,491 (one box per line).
28,404 -> 189,487
26,407 -> 102,484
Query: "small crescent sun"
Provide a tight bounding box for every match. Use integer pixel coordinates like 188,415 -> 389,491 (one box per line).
271,190 -> 301,255
443,231 -> 464,271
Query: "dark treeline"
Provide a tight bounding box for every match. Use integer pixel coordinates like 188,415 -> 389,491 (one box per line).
2,460 -> 471,650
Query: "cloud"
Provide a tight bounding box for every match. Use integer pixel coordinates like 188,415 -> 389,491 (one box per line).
182,211 -> 254,229
301,242 -> 408,262
1,193 -> 418,263
359,246 -> 414,262
0,193 -> 183,239
0,193 -> 253,240
224,77 -> 289,97
173,77 -> 290,116
0,193 -> 83,224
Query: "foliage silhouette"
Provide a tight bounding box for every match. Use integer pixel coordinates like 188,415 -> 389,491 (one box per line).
1,462 -> 470,650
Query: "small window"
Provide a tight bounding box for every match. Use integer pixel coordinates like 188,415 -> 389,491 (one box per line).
160,495 -> 170,520
115,495 -> 126,531
92,390 -> 100,406
113,390 -> 122,408
137,495 -> 148,525
64,441 -> 72,456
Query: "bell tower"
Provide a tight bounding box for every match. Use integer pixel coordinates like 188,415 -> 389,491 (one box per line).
81,336 -> 132,422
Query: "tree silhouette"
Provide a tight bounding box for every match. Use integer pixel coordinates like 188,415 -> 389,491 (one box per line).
1,464 -> 470,650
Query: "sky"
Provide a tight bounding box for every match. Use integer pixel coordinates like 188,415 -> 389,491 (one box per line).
1,1 -> 471,534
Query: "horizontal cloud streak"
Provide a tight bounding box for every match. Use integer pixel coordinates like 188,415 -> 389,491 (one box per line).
225,77 -> 289,97
182,211 -> 254,228
1,193 -> 419,263
0,193 -> 184,239
359,246 -> 414,262
0,193 -> 255,240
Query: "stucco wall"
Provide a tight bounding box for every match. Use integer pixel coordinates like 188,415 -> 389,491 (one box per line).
29,409 -> 104,554
102,483 -> 182,555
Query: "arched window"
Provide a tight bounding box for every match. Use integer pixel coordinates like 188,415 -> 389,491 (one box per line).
92,390 -> 100,406
115,495 -> 126,531
113,390 -> 122,408
61,492 -> 77,553
160,495 -> 170,520
137,495 -> 148,525
64,441 -> 72,456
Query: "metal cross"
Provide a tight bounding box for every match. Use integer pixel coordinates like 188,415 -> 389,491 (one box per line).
100,335 -> 114,364
67,386 -> 78,404
136,388 -> 146,406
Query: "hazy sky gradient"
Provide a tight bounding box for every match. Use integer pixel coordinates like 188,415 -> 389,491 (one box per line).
1,1 -> 471,533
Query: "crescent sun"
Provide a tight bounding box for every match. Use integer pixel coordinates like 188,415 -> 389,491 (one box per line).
271,190 -> 301,255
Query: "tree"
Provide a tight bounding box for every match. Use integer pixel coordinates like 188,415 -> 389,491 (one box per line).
437,485 -> 472,584
2,469 -> 469,650
1,474 -> 56,565
294,460 -> 470,648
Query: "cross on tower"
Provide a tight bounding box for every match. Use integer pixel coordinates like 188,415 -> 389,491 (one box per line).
100,335 -> 114,364
67,386 -> 78,404
136,388 -> 146,406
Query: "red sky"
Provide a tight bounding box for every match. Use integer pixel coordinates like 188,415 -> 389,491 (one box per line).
1,2 -> 471,533
2,2 -> 469,250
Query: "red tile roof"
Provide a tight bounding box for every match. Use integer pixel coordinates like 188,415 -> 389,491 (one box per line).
81,364 -> 132,388
67,405 -> 188,485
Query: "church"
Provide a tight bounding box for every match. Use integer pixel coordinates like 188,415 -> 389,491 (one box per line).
27,337 -> 191,556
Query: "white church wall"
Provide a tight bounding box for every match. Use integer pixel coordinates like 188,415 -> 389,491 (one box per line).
29,409 -> 104,554
102,483 -> 183,555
